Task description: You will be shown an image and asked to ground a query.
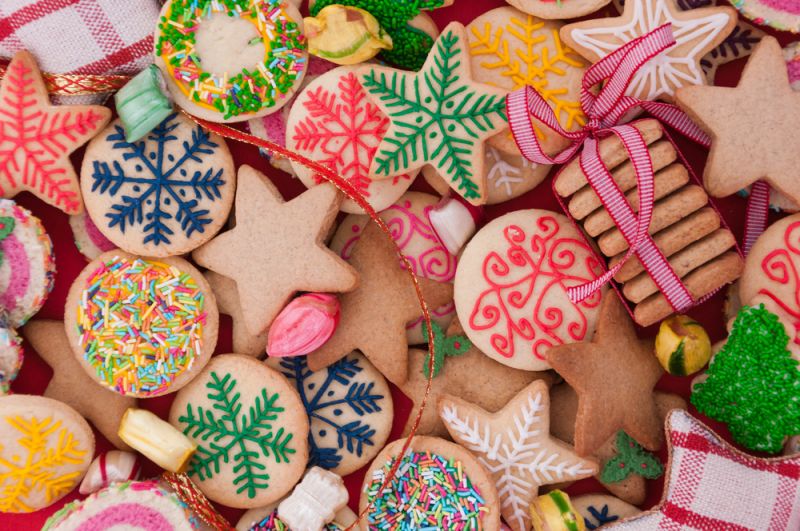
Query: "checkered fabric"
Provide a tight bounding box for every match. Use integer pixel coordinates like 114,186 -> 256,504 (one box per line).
609,410 -> 800,530
0,0 -> 159,103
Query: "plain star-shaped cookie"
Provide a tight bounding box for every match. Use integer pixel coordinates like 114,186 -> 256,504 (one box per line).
676,36 -> 800,204
546,294 -> 664,456
193,165 -> 358,335
306,222 -> 454,385
439,379 -> 598,531
22,320 -> 136,449
560,0 -> 736,101
205,271 -> 267,358
0,51 -> 111,213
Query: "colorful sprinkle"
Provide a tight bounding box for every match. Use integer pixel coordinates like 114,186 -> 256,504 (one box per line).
250,509 -> 344,530
76,256 -> 205,396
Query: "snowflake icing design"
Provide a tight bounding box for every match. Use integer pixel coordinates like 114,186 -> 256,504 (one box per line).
89,113 -> 226,247
486,147 -> 537,197
584,504 -> 621,529
178,371 -> 296,498
277,355 -> 385,471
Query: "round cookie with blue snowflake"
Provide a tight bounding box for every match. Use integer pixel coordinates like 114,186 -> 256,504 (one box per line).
266,351 -> 393,476
80,112 -> 235,257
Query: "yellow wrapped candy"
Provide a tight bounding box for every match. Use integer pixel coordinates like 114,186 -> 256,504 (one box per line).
530,489 -> 585,531
118,408 -> 196,473
655,315 -> 712,376
304,5 -> 392,65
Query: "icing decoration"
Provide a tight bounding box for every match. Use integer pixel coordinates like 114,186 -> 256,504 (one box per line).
309,0 -> 447,70
79,451 -> 142,495
76,256 -> 206,396
267,293 -> 340,358
364,450 -> 487,529
420,321 -> 471,377
529,490 -> 585,531
654,315 -> 711,376
360,23 -> 508,204
427,194 -> 483,256
277,467 -> 348,530
0,320 -> 22,395
114,65 -> 174,143
583,505 -> 620,529
156,0 -> 307,120
250,509 -> 345,530
0,51 -> 110,214
178,371 -> 296,498
118,408 -> 197,473
0,415 -> 88,513
485,146 -> 543,201
600,431 -> 663,483
691,304 -> 800,454
276,354 -> 386,471
88,113 -> 228,249
304,5 -> 393,65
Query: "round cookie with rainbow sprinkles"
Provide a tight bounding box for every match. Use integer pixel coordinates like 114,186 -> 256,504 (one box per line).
64,250 -> 218,398
154,0 -> 309,123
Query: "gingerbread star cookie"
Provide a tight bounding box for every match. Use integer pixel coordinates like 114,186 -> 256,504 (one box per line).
206,271 -> 267,359
560,0 -> 736,101
306,222 -> 454,385
193,165 -> 358,335
676,36 -> 800,205
0,51 -> 111,214
439,379 -> 598,531
546,294 -> 664,456
23,320 -> 137,450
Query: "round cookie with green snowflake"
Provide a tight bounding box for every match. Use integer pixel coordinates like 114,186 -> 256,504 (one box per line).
154,0 -> 309,123
64,250 -> 219,398
169,354 -> 308,508
80,113 -> 235,257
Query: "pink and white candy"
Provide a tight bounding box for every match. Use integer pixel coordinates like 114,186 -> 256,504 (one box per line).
79,450 -> 142,495
267,293 -> 340,358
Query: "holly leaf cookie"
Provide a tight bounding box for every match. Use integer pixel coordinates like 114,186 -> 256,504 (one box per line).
193,165 -> 358,335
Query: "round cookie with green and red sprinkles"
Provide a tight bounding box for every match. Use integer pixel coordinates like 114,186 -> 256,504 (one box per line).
64,250 -> 219,398
155,0 -> 308,123
359,436 -> 501,530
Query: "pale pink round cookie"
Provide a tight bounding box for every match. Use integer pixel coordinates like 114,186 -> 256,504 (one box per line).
328,192 -> 457,343
285,66 -> 416,214
454,209 -> 605,371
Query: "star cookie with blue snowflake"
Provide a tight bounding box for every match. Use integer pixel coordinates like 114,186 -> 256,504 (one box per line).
80,112 -> 235,257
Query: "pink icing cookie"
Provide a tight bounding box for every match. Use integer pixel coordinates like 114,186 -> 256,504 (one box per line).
454,209 -> 605,371
69,212 -> 117,260
329,192 -> 457,343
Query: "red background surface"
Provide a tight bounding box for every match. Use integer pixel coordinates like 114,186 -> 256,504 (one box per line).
2,0 -> 796,529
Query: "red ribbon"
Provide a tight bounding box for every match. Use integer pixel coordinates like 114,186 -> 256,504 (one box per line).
507,24 -> 711,312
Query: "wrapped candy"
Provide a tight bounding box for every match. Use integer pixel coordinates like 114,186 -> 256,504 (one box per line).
267,294 -> 340,358
655,315 -> 712,376
530,490 -> 585,531
427,194 -> 484,256
78,451 -> 142,495
277,467 -> 348,531
118,408 -> 196,473
304,5 -> 392,65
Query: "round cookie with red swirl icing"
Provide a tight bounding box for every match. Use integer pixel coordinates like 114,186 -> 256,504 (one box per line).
454,209 -> 605,371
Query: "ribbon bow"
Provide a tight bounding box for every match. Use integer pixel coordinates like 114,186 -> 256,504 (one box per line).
507,24 -> 711,312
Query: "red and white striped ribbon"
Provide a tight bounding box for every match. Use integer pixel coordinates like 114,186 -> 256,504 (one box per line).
507,24 -> 711,311
745,181 -> 770,254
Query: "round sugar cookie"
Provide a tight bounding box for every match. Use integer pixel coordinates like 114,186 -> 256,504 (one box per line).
285,66 -> 416,214
0,395 -> 94,513
154,0 -> 309,122
69,212 -> 116,260
267,351 -> 393,476
506,0 -> 613,19
169,354 -> 308,509
359,436 -> 501,530
0,200 -> 55,327
236,500 -> 356,530
0,320 -> 23,394
454,209 -> 605,371
43,480 -> 197,530
571,494 -> 640,528
80,113 -> 235,257
328,192 -> 457,343
64,250 -> 218,398
731,0 -> 800,33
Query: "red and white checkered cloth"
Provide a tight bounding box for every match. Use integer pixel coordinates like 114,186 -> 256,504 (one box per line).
0,0 -> 159,103
609,410 -> 800,530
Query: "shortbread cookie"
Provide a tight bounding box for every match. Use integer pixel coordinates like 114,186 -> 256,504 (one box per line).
454,209 -> 605,371
571,494 -> 640,529
65,250 -> 218,398
507,0 -> 614,19
154,0 -> 308,122
0,394 -> 94,513
286,66 -> 416,214
237,501 -> 356,530
80,113 -> 236,257
169,354 -> 308,508
69,212 -> 116,260
193,165 -> 358,336
206,271 -> 267,358
360,436 -> 502,530
268,352 -> 393,476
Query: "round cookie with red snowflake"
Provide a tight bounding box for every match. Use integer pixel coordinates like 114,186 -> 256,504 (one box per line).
285,66 -> 416,214
454,209 -> 605,371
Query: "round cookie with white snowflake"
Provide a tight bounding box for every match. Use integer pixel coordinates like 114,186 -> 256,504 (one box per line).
80,113 -> 235,257
467,7 -> 586,155
43,480 -> 197,530
360,436 -> 501,530
154,0 -> 308,123
454,209 -> 605,371
69,212 -> 116,260
328,192 -> 457,343
0,200 -> 56,327
236,500 -> 356,530
266,351 -> 393,476
285,65 -> 415,214
0,394 -> 94,513
169,354 -> 308,509
64,250 -> 219,398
